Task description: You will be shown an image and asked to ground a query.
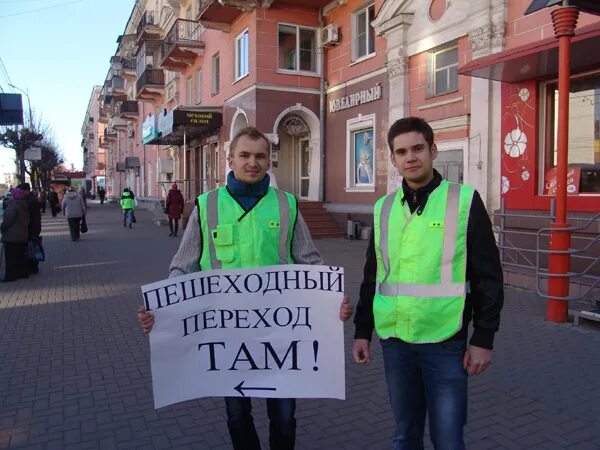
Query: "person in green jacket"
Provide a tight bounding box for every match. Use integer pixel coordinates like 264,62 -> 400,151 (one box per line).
137,127 -> 354,450
352,117 -> 504,450
120,188 -> 135,229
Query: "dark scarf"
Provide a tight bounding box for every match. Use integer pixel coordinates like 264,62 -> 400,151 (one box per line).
226,171 -> 270,211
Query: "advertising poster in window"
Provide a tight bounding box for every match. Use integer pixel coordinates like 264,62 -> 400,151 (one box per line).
354,129 -> 374,186
544,166 -> 581,195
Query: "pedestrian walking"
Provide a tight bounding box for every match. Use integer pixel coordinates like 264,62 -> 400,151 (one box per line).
165,183 -> 184,237
120,188 -> 135,229
38,190 -> 47,214
98,186 -> 106,204
48,188 -> 59,217
137,127 -> 354,450
79,186 -> 87,208
17,183 -> 42,275
352,117 -> 504,450
62,186 -> 87,241
1,187 -> 30,281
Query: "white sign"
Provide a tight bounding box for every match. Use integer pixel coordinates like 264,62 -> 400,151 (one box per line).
24,147 -> 41,161
141,264 -> 346,409
329,84 -> 382,113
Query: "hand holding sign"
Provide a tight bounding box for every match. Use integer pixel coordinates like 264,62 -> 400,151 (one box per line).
140,264 -> 348,409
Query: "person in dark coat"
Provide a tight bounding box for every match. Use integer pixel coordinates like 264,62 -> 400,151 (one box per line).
17,183 -> 42,274
38,190 -> 47,214
98,186 -> 106,204
48,188 -> 59,217
1,187 -> 30,281
165,183 -> 184,237
62,186 -> 87,241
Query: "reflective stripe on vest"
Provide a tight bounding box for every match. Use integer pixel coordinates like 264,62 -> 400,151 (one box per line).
275,189 -> 291,264
377,183 -> 467,297
205,187 -> 292,268
206,189 -> 221,269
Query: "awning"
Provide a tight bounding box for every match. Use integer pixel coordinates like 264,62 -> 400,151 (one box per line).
125,157 -> 140,168
145,107 -> 222,145
458,22 -> 600,83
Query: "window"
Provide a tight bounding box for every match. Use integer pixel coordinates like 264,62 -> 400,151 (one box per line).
195,69 -> 202,104
278,24 -> 317,73
235,30 -> 249,80
352,3 -> 375,61
346,114 -> 376,191
211,53 -> 220,95
427,44 -> 458,97
542,73 -> 600,194
185,76 -> 193,105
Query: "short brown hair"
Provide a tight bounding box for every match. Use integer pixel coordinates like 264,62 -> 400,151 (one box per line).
229,127 -> 271,157
387,117 -> 434,152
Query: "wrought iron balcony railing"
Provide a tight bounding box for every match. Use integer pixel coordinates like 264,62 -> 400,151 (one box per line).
120,100 -> 138,115
136,68 -> 165,93
164,19 -> 203,55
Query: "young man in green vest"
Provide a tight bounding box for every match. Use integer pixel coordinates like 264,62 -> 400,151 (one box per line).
352,117 -> 504,450
138,127 -> 353,450
120,188 -> 135,229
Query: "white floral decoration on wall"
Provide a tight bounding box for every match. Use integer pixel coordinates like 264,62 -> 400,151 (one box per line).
518,88 -> 530,102
504,128 -> 528,158
501,176 -> 510,194
521,170 -> 530,181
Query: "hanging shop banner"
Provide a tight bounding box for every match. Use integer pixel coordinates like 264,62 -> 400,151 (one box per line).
142,113 -> 158,144
141,264 -> 346,409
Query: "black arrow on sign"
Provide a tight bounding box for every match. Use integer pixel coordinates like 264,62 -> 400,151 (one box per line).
234,381 -> 277,397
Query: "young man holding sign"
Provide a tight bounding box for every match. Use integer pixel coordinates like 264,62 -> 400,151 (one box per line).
138,127 -> 353,450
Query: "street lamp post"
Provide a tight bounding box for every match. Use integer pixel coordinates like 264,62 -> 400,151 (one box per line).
7,84 -> 34,183
525,0 -> 600,322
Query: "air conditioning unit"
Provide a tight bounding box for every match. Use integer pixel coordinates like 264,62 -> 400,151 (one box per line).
321,23 -> 339,48
158,158 -> 173,174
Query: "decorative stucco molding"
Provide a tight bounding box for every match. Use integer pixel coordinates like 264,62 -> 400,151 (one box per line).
387,56 -> 407,79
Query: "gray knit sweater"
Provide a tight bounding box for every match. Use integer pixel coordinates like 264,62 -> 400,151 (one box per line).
169,204 -> 323,277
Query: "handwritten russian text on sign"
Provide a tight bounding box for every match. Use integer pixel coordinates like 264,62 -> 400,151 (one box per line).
141,265 -> 345,409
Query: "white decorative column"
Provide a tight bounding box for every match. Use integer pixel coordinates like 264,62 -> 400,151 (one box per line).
374,14 -> 413,194
468,1 -> 505,211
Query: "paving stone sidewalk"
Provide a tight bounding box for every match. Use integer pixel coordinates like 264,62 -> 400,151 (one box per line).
0,202 -> 599,449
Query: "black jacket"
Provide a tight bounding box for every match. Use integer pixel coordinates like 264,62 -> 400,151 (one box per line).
27,192 -> 42,238
353,170 -> 504,349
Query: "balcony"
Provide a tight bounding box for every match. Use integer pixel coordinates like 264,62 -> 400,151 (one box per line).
121,58 -> 137,80
161,19 -> 204,72
105,76 -> 127,101
137,11 -> 162,43
99,136 -> 109,149
110,56 -> 137,81
109,116 -> 128,131
105,128 -> 118,142
119,100 -> 139,119
197,0 -> 256,31
136,68 -> 165,100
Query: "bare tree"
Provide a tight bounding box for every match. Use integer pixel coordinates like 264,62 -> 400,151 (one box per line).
0,108 -> 62,186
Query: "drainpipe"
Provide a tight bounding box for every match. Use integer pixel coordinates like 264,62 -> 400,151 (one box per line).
319,8 -> 326,202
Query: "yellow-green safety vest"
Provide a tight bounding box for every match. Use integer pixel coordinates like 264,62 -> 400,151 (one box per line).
373,180 -> 474,343
197,186 -> 297,270
120,192 -> 135,210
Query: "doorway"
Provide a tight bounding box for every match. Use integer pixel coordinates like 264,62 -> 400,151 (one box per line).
298,138 -> 310,199
434,149 -> 463,184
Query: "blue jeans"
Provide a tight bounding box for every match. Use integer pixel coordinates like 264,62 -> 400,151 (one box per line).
381,338 -> 468,450
224,397 -> 296,450
123,209 -> 133,227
